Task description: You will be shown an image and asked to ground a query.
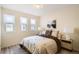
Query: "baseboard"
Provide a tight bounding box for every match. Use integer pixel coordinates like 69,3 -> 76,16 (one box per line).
1,44 -> 18,49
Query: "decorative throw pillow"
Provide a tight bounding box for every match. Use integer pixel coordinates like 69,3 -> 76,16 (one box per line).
52,30 -> 59,37
45,30 -> 52,36
58,32 -> 63,40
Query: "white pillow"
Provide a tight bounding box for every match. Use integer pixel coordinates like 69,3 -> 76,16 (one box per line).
58,32 -> 62,39
41,30 -> 46,34
52,30 -> 59,37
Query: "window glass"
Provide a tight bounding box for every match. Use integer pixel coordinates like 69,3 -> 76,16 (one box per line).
31,18 -> 36,31
3,14 -> 15,32
20,17 -> 28,31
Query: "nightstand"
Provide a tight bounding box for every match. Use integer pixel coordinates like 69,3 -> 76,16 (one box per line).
61,34 -> 73,51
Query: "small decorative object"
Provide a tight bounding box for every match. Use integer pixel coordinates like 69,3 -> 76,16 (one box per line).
51,20 -> 56,28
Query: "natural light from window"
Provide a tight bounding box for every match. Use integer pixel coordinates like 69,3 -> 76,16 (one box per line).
31,18 -> 36,31
3,14 -> 15,32
20,16 -> 28,31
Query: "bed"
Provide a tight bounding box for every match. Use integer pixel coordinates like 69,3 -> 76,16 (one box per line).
20,35 -> 61,54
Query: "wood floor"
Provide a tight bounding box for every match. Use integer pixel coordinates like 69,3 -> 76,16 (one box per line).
1,45 -> 79,54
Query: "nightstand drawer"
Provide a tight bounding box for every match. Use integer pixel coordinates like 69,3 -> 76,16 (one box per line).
61,42 -> 72,50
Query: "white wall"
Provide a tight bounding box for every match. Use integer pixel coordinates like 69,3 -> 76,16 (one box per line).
0,7 -> 1,52
40,6 -> 79,33
40,6 -> 79,51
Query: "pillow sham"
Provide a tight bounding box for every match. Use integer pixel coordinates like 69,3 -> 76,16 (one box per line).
51,30 -> 59,37
45,30 -> 52,36
58,32 -> 63,40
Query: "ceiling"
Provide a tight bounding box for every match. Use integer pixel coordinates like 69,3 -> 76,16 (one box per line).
1,4 -> 79,16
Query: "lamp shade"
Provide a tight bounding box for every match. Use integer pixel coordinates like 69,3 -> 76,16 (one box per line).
63,27 -> 73,33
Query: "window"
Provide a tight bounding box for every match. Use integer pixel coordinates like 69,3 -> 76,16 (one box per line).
31,18 -> 36,31
3,14 -> 15,32
20,17 -> 28,31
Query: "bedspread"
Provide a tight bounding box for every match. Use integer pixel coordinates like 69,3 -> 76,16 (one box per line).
20,36 -> 57,54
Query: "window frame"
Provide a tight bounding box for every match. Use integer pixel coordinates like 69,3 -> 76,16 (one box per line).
20,16 -> 28,32
30,18 -> 36,31
3,14 -> 15,32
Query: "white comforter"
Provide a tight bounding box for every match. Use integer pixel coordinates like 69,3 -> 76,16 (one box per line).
20,36 -> 57,54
